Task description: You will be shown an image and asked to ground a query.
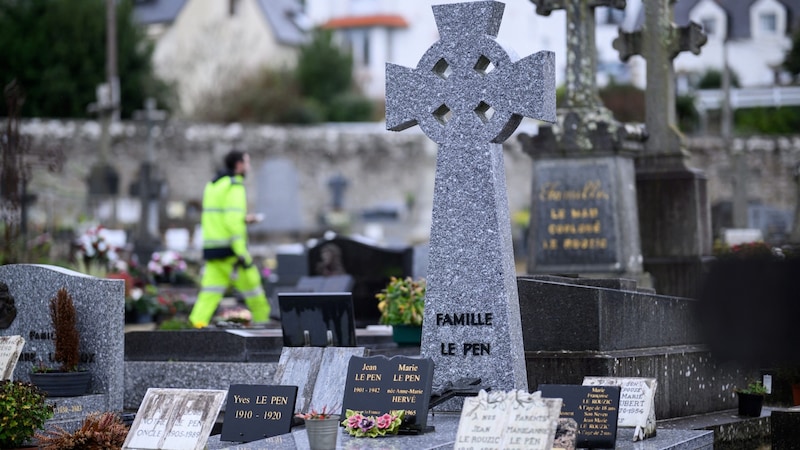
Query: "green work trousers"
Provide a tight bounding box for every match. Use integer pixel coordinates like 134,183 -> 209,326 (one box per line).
189,256 -> 270,327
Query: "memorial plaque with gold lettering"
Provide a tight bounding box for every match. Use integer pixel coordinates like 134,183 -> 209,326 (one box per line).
531,159 -> 628,274
341,355 -> 434,432
220,385 -> 298,443
539,384 -> 621,449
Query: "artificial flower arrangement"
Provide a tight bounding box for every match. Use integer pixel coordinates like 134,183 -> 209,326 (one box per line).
295,405 -> 339,421
341,409 -> 404,438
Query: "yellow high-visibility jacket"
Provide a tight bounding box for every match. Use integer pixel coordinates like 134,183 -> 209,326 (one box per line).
201,173 -> 251,264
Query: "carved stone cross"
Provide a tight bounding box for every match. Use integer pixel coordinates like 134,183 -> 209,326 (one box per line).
613,0 -> 706,164
533,0 -> 625,110
386,0 -> 555,402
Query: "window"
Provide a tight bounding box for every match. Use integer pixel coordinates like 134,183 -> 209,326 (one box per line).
760,12 -> 777,33
701,17 -> 716,36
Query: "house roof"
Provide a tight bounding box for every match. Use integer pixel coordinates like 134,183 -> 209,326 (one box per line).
321,14 -> 410,30
133,0 -> 187,26
256,0 -> 310,46
673,0 -> 800,39
133,0 -> 309,46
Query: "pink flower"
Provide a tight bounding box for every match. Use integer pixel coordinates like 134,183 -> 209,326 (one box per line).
376,413 -> 394,429
347,413 -> 364,429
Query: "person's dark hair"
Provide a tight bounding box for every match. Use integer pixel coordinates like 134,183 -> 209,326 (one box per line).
224,150 -> 246,172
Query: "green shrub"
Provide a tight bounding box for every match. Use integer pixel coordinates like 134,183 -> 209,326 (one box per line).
327,93 -> 374,122
0,380 -> 54,448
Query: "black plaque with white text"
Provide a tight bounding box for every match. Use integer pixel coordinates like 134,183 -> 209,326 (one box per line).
539,384 -> 620,449
341,355 -> 434,432
220,385 -> 297,443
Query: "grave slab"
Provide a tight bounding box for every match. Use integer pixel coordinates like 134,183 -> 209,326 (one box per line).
205,412 -> 713,449
308,347 -> 367,415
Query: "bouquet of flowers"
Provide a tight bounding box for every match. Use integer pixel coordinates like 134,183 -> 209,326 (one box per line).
341,409 -> 404,438
74,225 -> 118,276
147,250 -> 189,284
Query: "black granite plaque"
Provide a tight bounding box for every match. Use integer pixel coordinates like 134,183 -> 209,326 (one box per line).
539,384 -> 621,449
220,385 -> 298,443
532,162 -> 618,268
341,355 -> 434,432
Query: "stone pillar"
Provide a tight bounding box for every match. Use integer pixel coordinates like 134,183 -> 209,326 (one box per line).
613,0 -> 711,297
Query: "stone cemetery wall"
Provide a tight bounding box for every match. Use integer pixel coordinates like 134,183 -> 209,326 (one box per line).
18,119 -> 800,240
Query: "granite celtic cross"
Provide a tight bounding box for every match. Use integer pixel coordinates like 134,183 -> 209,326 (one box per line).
385,0 -> 555,405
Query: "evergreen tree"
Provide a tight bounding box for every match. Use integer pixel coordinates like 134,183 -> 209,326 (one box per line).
0,0 -> 170,118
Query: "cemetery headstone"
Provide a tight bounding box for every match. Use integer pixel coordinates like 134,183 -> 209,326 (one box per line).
220,384 -> 298,443
273,347 -> 325,414
0,264 -> 124,413
613,0 -> 712,297
307,236 -> 413,327
341,355 -> 434,432
522,0 -> 645,277
277,292 -> 356,347
123,388 -> 226,450
385,0 -> 555,406
0,335 -> 24,380
308,346 -> 367,415
583,376 -> 657,441
539,384 -> 621,449
454,389 -> 562,450
252,158 -> 304,234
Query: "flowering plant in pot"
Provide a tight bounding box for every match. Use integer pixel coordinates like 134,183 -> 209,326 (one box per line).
30,288 -> 91,397
735,380 -> 767,417
376,276 -> 426,345
0,380 -> 54,448
296,406 -> 340,450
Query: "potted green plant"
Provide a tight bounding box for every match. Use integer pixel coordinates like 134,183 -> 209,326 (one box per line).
375,276 -> 426,345
35,411 -> 128,449
735,380 -> 767,417
296,406 -> 340,450
29,288 -> 91,397
0,380 -> 54,448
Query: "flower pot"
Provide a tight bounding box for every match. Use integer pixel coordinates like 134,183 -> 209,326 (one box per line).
392,324 -> 422,346
30,371 -> 91,397
736,392 -> 764,417
305,416 -> 340,450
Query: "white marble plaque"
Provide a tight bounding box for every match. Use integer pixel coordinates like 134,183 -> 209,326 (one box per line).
455,390 -> 562,450
123,388 -> 226,450
583,377 -> 657,441
0,335 -> 24,380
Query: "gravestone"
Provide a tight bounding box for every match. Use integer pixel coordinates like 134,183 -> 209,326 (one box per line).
385,0 -> 555,407
308,346 -> 367,415
123,388 -> 226,450
272,347 -> 325,414
539,384 -> 621,449
220,384 -> 298,443
307,236 -> 413,327
341,355 -> 435,432
0,264 -> 124,427
583,377 -> 657,442
252,158 -> 304,234
0,335 -> 24,380
454,389 -> 562,450
613,0 -> 712,298
521,0 -> 645,278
